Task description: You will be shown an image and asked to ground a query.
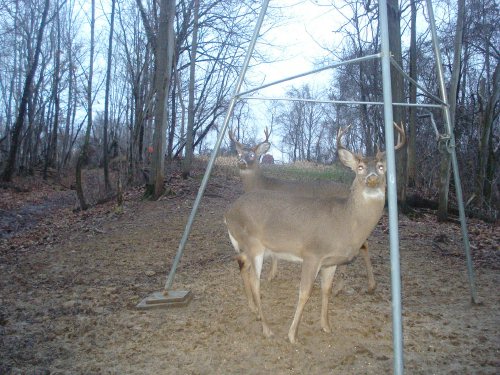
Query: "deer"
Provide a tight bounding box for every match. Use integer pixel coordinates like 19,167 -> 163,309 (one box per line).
228,127 -> 376,294
224,123 -> 405,343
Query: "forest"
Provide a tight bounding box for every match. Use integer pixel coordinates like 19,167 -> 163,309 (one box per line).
0,0 -> 498,218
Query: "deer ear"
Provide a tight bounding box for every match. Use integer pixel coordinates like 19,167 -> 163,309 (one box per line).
255,142 -> 270,156
338,148 -> 358,171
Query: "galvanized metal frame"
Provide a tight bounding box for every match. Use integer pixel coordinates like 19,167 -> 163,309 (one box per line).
424,0 -> 478,306
377,1 -> 404,372
157,0 -> 478,374
241,96 -> 444,108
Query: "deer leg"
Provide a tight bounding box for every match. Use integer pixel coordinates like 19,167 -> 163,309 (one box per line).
331,265 -> 346,296
320,265 -> 337,333
236,254 -> 258,314
288,259 -> 321,344
267,254 -> 278,281
247,253 -> 273,338
252,253 -> 265,321
360,241 -> 376,293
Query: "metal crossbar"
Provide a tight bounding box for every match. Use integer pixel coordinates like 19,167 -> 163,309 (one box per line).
240,96 -> 444,108
389,56 -> 447,105
237,53 -> 381,97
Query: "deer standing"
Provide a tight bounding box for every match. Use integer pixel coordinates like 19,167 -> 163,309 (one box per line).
224,123 -> 405,343
229,128 -> 376,293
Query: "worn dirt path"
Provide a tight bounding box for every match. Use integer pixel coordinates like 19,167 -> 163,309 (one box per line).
0,167 -> 498,374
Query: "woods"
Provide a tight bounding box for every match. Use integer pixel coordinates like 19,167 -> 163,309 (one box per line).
0,0 -> 498,218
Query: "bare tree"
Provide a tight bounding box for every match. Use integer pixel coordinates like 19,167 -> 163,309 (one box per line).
103,0 -> 117,192
182,0 -> 200,178
116,1 -> 154,183
437,0 -> 465,221
476,61 -> 499,206
2,0 -> 51,182
43,0 -> 61,178
407,0 -> 418,187
75,0 -> 95,210
387,0 -> 408,209
137,0 -> 176,199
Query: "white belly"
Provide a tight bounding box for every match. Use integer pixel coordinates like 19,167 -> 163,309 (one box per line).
266,249 -> 303,263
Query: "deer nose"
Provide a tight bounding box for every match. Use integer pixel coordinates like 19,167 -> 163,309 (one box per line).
238,158 -> 247,169
366,173 -> 380,188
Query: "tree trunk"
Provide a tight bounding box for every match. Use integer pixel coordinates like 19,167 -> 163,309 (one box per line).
103,0 -> 116,193
44,4 -> 61,179
145,0 -> 175,199
1,0 -> 51,182
407,0 -> 417,187
167,73 -> 177,160
75,0 -> 95,211
437,0 -> 465,221
182,0 -> 200,179
60,42 -> 74,170
387,0 -> 408,210
477,62 -> 499,205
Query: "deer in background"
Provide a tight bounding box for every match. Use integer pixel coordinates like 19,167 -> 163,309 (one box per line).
229,128 -> 376,293
224,123 -> 405,343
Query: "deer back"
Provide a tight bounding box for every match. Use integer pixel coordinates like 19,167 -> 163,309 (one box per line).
225,155 -> 386,264
225,123 -> 405,264
230,128 -> 351,197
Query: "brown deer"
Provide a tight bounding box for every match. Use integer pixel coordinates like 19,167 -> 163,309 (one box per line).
224,123 -> 405,343
229,128 -> 375,293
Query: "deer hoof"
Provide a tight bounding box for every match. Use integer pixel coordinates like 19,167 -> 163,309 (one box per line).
263,325 -> 273,338
367,282 -> 377,294
288,332 -> 298,344
248,302 -> 258,315
266,272 -> 276,282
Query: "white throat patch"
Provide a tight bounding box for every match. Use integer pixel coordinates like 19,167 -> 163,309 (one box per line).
362,189 -> 385,200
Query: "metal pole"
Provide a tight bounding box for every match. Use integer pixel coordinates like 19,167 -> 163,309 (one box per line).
238,53 -> 381,97
163,0 -> 271,291
378,0 -> 404,373
425,0 -> 478,304
241,96 -> 443,109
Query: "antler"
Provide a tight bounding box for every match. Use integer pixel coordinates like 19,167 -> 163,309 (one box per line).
263,127 -> 270,143
336,124 -> 352,151
254,126 -> 271,150
228,128 -> 244,149
229,127 -> 271,149
393,122 -> 406,150
337,123 -> 405,157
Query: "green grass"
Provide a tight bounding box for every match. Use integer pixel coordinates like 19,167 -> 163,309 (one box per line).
212,156 -> 355,185
261,162 -> 354,185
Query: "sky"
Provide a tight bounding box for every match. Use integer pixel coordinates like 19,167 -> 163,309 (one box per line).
230,0 -> 343,159
249,0 -> 339,94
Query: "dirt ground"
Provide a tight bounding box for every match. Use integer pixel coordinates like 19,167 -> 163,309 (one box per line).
0,165 -> 499,374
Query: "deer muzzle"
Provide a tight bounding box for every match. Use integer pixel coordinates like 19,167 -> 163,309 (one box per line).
366,173 -> 381,188
237,158 -> 247,169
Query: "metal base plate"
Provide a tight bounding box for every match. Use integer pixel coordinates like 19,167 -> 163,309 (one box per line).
136,290 -> 192,310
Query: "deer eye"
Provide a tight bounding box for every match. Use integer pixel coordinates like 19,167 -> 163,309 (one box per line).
248,152 -> 255,159
377,164 -> 384,171
357,165 -> 364,171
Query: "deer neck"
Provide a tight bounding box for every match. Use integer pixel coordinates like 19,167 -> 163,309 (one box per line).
239,168 -> 265,192
342,183 -> 385,239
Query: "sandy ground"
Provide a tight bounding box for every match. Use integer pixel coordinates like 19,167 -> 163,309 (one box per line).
0,167 -> 499,374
